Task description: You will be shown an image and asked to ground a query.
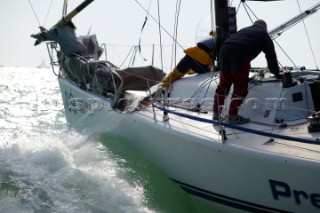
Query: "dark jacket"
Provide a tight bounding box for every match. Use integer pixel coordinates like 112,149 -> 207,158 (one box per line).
224,25 -> 279,76
32,25 -> 88,57
197,38 -> 216,55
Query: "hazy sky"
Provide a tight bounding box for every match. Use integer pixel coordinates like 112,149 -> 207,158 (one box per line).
0,0 -> 319,71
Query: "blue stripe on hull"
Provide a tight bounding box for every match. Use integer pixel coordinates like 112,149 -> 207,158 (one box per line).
172,179 -> 292,213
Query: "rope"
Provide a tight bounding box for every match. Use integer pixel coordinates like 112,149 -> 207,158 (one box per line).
134,0 -> 184,51
119,46 -> 137,68
156,0 -> 164,72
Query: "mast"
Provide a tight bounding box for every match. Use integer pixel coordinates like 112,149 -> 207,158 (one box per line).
214,0 -> 228,55
214,0 -> 236,59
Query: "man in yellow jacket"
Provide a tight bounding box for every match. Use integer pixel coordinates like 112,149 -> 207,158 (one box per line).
159,32 -> 216,89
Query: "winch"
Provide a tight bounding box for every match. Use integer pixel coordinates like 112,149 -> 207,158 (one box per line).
308,111 -> 320,132
282,71 -> 297,88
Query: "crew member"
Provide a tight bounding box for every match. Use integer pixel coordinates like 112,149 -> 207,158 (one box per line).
158,32 -> 216,91
31,21 -> 90,89
213,19 -> 281,124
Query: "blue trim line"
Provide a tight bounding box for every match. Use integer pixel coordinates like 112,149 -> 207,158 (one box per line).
172,179 -> 293,213
153,104 -> 320,145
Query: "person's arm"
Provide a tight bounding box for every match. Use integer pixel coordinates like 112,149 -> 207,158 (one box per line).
31,27 -> 59,42
263,36 -> 280,78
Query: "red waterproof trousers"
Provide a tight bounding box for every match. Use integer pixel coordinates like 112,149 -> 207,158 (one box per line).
213,44 -> 251,116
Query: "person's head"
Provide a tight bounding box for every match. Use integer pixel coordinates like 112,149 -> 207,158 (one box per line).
253,19 -> 267,31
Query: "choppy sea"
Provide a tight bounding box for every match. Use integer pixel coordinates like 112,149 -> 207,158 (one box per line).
0,67 -> 215,213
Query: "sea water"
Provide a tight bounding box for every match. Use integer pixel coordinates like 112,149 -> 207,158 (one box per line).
0,67 -> 215,213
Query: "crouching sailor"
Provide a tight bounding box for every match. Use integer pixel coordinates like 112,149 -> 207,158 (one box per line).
31,20 -> 90,89
156,31 -> 216,96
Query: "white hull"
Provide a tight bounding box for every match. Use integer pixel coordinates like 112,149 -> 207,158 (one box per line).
58,77 -> 320,213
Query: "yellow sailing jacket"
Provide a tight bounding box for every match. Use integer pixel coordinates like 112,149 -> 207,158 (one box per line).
184,46 -> 214,66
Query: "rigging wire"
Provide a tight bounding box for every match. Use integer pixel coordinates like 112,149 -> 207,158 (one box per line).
241,2 -> 254,24
134,0 -> 184,50
119,46 -> 137,68
171,0 -> 182,70
296,0 -> 319,69
196,0 -> 218,110
243,2 -> 259,22
274,40 -> 297,67
156,0 -> 164,71
235,1 -> 242,14
137,0 -> 152,62
240,1 -> 298,68
27,0 -> 41,26
43,0 -> 54,26
27,0 -> 54,27
130,47 -> 139,66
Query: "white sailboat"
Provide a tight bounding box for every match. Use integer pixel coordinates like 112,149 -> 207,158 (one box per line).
35,0 -> 320,212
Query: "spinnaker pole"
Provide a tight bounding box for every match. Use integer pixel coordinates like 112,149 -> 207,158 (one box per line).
35,0 -> 94,45
54,0 -> 94,28
268,2 -> 320,39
